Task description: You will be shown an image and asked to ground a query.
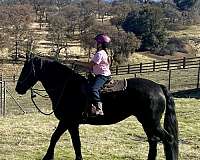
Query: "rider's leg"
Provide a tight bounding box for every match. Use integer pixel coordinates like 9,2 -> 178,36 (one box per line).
90,75 -> 109,115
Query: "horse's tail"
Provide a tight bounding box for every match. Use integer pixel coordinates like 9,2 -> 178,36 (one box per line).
160,85 -> 179,160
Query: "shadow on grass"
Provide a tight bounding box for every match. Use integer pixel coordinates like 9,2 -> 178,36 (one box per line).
172,88 -> 200,99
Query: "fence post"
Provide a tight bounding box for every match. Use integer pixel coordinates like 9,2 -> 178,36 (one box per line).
168,69 -> 171,90
140,63 -> 142,73
197,61 -> 200,88
153,61 -> 155,71
115,65 -> 118,75
13,74 -> 16,82
183,57 -> 186,69
167,59 -> 170,70
127,64 -> 130,74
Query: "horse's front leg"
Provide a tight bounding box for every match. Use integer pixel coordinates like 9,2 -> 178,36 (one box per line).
68,124 -> 83,160
43,121 -> 67,160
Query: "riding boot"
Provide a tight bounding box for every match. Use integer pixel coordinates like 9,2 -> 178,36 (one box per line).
95,102 -> 104,116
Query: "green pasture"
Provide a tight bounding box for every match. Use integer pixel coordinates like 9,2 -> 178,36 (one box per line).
0,66 -> 200,160
0,97 -> 200,160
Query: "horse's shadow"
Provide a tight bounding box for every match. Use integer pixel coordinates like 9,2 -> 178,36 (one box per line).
172,88 -> 200,99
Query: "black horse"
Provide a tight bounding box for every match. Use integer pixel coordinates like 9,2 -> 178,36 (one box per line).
15,55 -> 178,160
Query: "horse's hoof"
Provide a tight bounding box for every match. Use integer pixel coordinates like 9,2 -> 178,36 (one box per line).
42,155 -> 54,160
75,156 -> 83,160
43,158 -> 54,160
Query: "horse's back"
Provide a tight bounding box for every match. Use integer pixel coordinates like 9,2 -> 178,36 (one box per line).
127,78 -> 163,92
125,78 -> 166,120
126,77 -> 166,105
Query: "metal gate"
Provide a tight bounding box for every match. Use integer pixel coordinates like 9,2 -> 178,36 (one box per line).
0,80 -> 6,116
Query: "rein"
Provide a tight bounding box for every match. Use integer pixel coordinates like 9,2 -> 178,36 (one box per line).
31,87 -> 54,115
30,78 -> 69,116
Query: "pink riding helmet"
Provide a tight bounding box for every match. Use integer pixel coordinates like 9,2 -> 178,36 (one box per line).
95,34 -> 111,44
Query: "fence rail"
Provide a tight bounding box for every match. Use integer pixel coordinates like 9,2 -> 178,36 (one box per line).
1,56 -> 200,75
110,57 -> 200,75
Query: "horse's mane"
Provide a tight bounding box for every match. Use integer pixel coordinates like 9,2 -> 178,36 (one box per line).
37,57 -> 87,83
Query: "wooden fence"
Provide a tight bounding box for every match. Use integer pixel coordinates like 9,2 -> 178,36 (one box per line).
1,56 -> 200,74
110,57 -> 200,75
2,56 -> 200,87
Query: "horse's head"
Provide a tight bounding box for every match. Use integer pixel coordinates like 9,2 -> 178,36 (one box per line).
15,53 -> 41,94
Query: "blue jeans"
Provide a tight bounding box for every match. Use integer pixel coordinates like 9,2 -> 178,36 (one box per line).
89,74 -> 110,104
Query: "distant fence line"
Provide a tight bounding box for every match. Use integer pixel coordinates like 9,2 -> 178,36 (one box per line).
1,56 -> 200,75
2,56 -> 200,86
110,57 -> 200,75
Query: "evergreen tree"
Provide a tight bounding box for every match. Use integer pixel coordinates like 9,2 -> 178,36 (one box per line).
122,5 -> 167,51
174,0 -> 198,10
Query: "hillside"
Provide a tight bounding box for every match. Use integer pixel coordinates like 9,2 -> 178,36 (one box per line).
1,21 -> 200,76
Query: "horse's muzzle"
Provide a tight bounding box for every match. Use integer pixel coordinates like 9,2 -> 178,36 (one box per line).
15,85 -> 27,95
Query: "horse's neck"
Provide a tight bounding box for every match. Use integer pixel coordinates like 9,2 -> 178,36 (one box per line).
40,78 -> 63,107
39,61 -> 85,107
39,62 -> 70,106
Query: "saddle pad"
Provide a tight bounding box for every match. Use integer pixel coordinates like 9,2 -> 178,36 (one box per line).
102,79 -> 127,93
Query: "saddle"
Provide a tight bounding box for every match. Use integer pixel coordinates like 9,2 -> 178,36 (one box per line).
87,73 -> 127,93
102,78 -> 127,93
83,78 -> 127,119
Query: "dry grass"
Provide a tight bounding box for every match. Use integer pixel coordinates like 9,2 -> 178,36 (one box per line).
168,25 -> 200,55
0,98 -> 200,160
168,25 -> 200,39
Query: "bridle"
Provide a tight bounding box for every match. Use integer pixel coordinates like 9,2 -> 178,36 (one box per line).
21,57 -> 69,116
27,58 -> 54,115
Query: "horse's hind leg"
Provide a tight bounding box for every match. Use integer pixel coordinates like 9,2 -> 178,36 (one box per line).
153,126 -> 175,160
68,125 -> 83,160
43,121 -> 68,160
143,124 -> 174,160
143,126 -> 159,160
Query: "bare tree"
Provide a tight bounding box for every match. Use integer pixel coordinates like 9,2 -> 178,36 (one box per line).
61,4 -> 81,35
0,4 -> 34,59
48,14 -> 69,59
98,0 -> 111,23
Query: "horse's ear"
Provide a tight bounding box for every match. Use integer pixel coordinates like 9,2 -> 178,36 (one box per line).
26,52 -> 30,61
26,52 -> 34,62
30,52 -> 34,59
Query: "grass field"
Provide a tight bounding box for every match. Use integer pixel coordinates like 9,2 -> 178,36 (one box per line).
0,97 -> 200,160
